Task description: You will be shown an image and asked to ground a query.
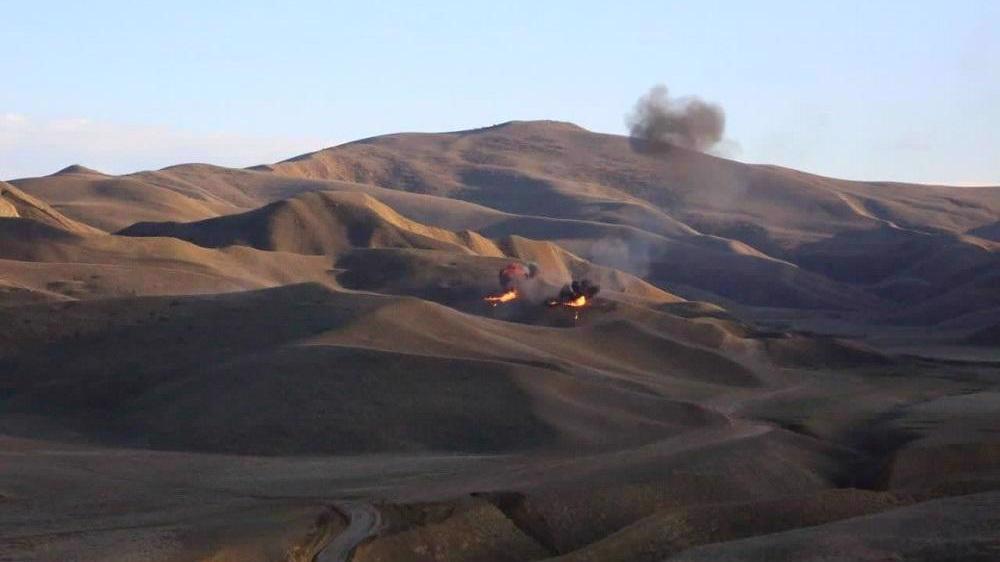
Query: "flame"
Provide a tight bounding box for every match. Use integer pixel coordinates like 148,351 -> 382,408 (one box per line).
484,289 -> 519,306
545,295 -> 588,308
546,294 -> 589,320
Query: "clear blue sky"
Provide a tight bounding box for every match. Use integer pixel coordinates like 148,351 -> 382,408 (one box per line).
2,1 -> 997,184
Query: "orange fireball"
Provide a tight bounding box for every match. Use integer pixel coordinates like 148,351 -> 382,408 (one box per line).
484,289 -> 519,306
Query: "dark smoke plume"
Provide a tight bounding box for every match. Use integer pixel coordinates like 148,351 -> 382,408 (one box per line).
627,85 -> 725,153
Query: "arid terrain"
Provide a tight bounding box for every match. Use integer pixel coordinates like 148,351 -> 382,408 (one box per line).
2,121 -> 998,561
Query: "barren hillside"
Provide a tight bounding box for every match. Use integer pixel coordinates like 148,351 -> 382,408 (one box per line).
2,121 -> 998,562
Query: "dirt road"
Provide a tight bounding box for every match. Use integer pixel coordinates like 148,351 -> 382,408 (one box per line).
316,501 -> 381,562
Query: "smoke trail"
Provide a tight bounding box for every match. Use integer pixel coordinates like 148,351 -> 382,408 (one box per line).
627,85 -> 725,153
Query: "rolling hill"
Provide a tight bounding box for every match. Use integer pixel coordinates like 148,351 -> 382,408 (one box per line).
2,120 -> 998,562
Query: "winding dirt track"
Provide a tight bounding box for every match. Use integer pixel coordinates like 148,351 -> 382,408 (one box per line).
316,501 -> 381,562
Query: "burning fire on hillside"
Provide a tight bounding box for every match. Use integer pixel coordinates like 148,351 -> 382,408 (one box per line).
484,289 -> 519,305
483,262 -> 538,306
483,262 -> 600,319
547,279 -> 601,319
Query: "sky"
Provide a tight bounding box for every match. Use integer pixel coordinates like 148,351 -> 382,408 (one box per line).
2,1 -> 998,184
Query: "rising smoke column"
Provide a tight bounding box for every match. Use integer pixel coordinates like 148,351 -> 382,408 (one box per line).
627,84 -> 725,153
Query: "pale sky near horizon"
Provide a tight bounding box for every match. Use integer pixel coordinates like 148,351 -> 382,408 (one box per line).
2,1 -> 998,184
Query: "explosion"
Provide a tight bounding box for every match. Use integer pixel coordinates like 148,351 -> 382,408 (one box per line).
547,279 -> 600,319
483,262 -> 538,306
483,263 -> 600,320
484,289 -> 518,306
